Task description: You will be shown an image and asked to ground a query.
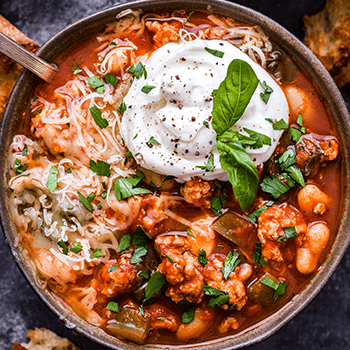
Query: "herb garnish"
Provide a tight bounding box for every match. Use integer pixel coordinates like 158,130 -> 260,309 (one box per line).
90,105 -> 109,129
78,192 -> 93,212
132,225 -> 151,247
202,286 -> 230,308
160,175 -> 176,189
33,108 -> 43,115
260,277 -> 287,300
147,136 -> 161,146
128,62 -> 147,79
253,242 -> 267,268
183,10 -> 194,24
118,233 -> 131,253
248,201 -> 274,223
140,270 -> 150,280
106,301 -> 120,312
144,271 -> 166,301
141,85 -> 156,94
277,226 -> 300,242
105,73 -> 119,86
186,228 -> 195,238
89,159 -> 111,177
205,47 -> 225,58
46,166 -> 58,193
197,249 -> 208,267
91,248 -> 104,259
131,246 -> 148,264
259,81 -> 274,104
57,240 -> 68,255
260,175 -> 290,199
70,242 -> 83,253
87,76 -> 105,93
265,118 -> 288,131
71,62 -> 83,74
114,177 -> 151,200
222,251 -> 240,280
117,101 -> 127,116
196,153 -> 215,172
108,265 -> 121,273
182,306 -> 195,323
210,195 -> 227,216
22,145 -> 28,157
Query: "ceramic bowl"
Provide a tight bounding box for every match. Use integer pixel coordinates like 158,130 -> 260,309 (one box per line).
1,0 -> 350,349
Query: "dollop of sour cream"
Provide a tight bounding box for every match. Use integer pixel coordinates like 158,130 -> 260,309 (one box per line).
119,38 -> 289,181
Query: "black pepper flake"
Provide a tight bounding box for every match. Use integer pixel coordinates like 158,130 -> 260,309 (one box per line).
185,149 -> 189,154
191,117 -> 196,122
319,96 -> 325,101
205,98 -> 212,102
180,57 -> 186,61
175,75 -> 180,80
195,151 -> 200,156
209,141 -> 213,145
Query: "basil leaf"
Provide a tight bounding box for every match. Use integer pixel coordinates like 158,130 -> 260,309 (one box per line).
91,248 -> 104,259
46,166 -> 58,193
210,195 -> 227,216
105,73 -> 119,86
211,59 -> 259,136
260,175 -> 290,199
202,285 -> 227,296
117,101 -> 127,116
260,277 -> 279,289
205,47 -> 225,58
144,271 -> 166,301
196,153 -> 215,172
217,141 -> 258,212
106,301 -> 119,312
132,225 -> 151,247
243,127 -> 271,147
89,159 -> 111,177
222,251 -> 240,280
131,246 -> 147,264
118,233 -> 131,253
14,158 -> 27,175
253,242 -> 267,268
219,129 -> 257,148
259,80 -> 273,104
248,201 -> 274,223
182,306 -> 195,324
57,240 -> 68,255
70,242 -> 82,253
114,178 -> 151,200
90,105 -> 109,129
78,192 -> 93,212
141,85 -> 156,94
197,249 -> 208,267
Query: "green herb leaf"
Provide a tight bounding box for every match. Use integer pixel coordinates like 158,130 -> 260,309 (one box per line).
260,175 -> 290,199
139,305 -> 145,316
57,240 -> 68,255
260,277 -> 286,300
296,113 -> 303,127
157,316 -> 168,321
89,159 -> 111,177
22,145 -> 28,157
183,10 -> 194,24
144,271 -> 166,301
211,59 -> 259,136
117,101 -> 127,116
140,270 -> 150,280
243,127 -> 271,148
132,225 -> 151,247
259,81 -> 274,104
114,177 -> 151,200
289,127 -> 303,143
14,158 -> 28,175
91,248 -> 104,259
222,251 -> 240,280
186,228 -> 195,238
163,253 -> 174,263
196,153 -> 216,172
108,265 -> 121,273
128,62 -> 147,79
286,166 -> 305,187
160,175 -> 176,189
78,192 -> 93,212
210,195 -> 227,216
277,226 -> 300,242
33,95 -> 38,101
147,136 -> 161,146
197,249 -> 208,267
46,166 -> 58,194
217,141 -> 258,211
65,168 -> 72,174
131,246 -> 147,264
205,47 -> 225,58
248,201 -> 274,223
106,301 -> 119,312
202,286 -> 229,308
33,108 -> 43,115
278,149 -> 295,170
182,306 -> 195,324
150,181 -> 157,192
124,151 -> 134,160
87,76 -> 104,91
101,191 -> 107,199
118,233 -> 131,253
72,62 -> 83,74
141,85 -> 156,94
253,242 -> 267,268
266,118 -> 288,130
70,242 -> 83,253
203,120 -> 209,126
105,73 -> 119,86
90,105 -> 109,129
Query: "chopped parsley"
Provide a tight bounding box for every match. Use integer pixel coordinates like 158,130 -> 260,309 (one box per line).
157,316 -> 168,322
144,271 -> 166,301
117,101 -> 127,116
70,242 -> 83,253
183,10 -> 194,24
108,265 -> 121,273
71,62 -> 83,74
87,76 -> 104,93
205,47 -> 225,58
106,301 -> 119,312
248,201 -> 274,223
22,145 -> 28,157
91,248 -> 104,259
128,62 -> 147,79
278,149 -> 295,170
33,95 -> 38,101
260,277 -> 287,300
297,113 -> 303,126
210,195 -> 227,216
222,251 -> 240,280
182,306 -> 195,324
105,73 -> 119,86
197,249 -> 208,267
114,177 -> 151,200
123,151 -> 134,160
57,240 -> 68,255
203,120 -> 209,126
131,246 -> 148,264
141,85 -> 156,94
289,127 -> 303,143
46,166 -> 58,194
259,81 -> 274,104
196,153 -> 215,172
243,127 -> 271,148
147,136 -> 161,146
33,108 -> 43,115
89,159 -> 111,177
90,105 -> 109,129
78,192 -> 93,212
260,175 -> 290,199
132,225 -> 151,246
265,118 -> 288,130
186,228 -> 195,238
277,226 -> 300,242
253,242 -> 267,268
65,168 -> 72,174
118,233 -> 131,253
202,286 -> 230,308
140,270 -> 150,280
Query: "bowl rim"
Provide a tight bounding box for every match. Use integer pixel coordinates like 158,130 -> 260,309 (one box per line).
1,0 -> 350,349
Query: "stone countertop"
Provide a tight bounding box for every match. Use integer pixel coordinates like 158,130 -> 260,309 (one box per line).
0,0 -> 349,349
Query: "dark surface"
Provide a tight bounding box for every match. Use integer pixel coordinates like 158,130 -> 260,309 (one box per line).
0,0 -> 350,349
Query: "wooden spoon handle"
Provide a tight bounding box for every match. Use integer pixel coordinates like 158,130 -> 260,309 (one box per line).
0,31 -> 57,83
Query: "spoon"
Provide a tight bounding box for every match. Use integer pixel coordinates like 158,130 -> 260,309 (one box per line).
0,31 -> 57,83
